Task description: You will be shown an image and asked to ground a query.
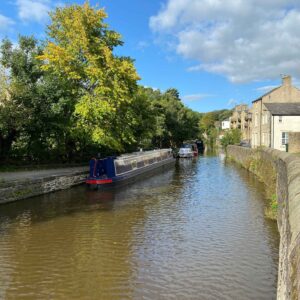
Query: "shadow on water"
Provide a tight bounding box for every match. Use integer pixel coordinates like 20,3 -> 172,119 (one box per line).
0,166 -> 178,226
222,153 -> 280,266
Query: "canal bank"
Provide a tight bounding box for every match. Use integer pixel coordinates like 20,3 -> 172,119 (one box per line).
0,167 -> 88,204
227,145 -> 300,299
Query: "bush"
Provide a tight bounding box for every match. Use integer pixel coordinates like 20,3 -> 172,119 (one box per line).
221,129 -> 241,148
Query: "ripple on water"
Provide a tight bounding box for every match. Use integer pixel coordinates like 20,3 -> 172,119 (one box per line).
0,156 -> 279,299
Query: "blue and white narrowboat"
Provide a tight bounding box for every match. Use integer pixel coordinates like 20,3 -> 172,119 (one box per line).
86,149 -> 175,188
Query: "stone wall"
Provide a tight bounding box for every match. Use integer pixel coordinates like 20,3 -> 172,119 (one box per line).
227,145 -> 300,299
0,169 -> 88,204
289,132 -> 300,154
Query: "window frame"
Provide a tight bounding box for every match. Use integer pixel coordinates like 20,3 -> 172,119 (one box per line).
281,132 -> 289,146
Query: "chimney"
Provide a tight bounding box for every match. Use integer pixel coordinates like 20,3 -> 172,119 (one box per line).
282,75 -> 292,86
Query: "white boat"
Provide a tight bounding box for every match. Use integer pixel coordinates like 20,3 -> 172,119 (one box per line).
178,145 -> 194,158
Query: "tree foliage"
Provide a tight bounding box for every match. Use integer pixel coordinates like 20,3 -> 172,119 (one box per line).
220,129 -> 242,148
38,2 -> 140,151
0,3 -> 202,163
198,108 -> 232,149
0,36 -> 44,160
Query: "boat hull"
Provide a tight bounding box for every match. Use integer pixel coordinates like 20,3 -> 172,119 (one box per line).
178,153 -> 193,158
86,157 -> 175,189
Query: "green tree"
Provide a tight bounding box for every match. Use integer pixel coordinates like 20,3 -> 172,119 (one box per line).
142,88 -> 201,148
199,112 -> 215,133
165,88 -> 180,100
0,36 -> 45,160
120,86 -> 157,151
0,65 -> 19,160
38,2 -> 140,151
0,36 -> 85,162
220,129 -> 242,148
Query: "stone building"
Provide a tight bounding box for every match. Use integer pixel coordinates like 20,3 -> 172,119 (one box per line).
251,75 -> 300,149
230,104 -> 251,141
288,132 -> 300,153
263,103 -> 300,151
221,119 -> 230,130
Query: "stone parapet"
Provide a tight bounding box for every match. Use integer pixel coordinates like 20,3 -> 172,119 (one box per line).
289,132 -> 300,154
227,145 -> 300,299
0,168 -> 88,204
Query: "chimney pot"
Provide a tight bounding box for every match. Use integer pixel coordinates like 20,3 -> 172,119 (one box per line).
282,75 -> 292,86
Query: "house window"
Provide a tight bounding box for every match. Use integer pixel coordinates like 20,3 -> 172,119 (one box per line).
281,132 -> 289,145
279,116 -> 282,123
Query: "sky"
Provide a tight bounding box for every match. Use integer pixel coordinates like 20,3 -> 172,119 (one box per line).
1,0 -> 300,113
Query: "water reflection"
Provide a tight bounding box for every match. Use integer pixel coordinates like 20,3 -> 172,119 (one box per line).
0,156 -> 279,299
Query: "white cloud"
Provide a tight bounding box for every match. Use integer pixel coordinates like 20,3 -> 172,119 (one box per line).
137,41 -> 150,50
183,93 -> 214,101
150,0 -> 300,83
293,78 -> 300,89
256,85 -> 278,92
17,0 -> 51,23
0,14 -> 14,31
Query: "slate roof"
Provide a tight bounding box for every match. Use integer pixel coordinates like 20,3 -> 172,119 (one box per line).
264,103 -> 300,115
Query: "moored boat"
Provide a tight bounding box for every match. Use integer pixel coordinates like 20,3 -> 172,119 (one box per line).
192,143 -> 198,156
178,144 -> 193,158
178,142 -> 198,158
86,149 -> 175,188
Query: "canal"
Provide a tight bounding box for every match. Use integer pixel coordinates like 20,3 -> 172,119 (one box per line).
0,155 -> 279,299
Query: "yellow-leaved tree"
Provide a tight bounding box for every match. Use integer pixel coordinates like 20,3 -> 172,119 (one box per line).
38,2 -> 140,150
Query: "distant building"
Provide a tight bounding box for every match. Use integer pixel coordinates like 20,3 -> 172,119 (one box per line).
221,119 -> 230,130
230,104 -> 251,142
251,75 -> 300,149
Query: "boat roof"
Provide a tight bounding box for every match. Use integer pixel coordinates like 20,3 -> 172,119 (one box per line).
117,149 -> 170,160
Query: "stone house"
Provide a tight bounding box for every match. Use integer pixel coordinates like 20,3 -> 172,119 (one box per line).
263,103 -> 300,151
251,76 -> 300,149
230,104 -> 251,141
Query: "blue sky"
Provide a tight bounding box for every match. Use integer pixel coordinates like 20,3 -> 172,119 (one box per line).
1,0 -> 299,113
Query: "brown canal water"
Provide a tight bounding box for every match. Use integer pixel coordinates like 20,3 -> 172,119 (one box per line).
0,155 -> 279,299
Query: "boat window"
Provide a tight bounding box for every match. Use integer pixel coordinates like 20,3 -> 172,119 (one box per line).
182,144 -> 193,149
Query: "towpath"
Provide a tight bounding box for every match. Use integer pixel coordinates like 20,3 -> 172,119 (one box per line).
0,166 -> 88,183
